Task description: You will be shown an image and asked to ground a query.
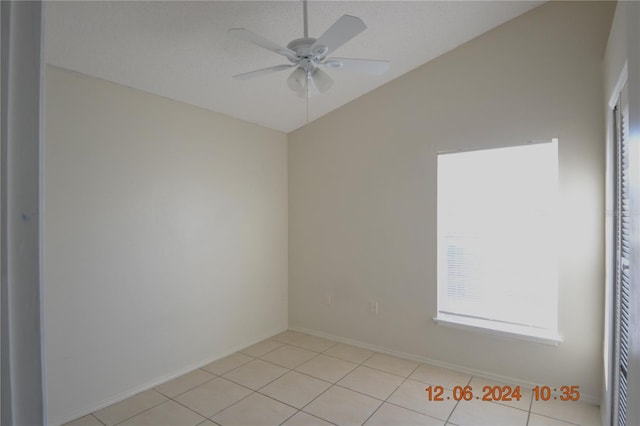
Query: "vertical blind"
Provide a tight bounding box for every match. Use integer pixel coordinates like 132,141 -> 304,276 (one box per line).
614,85 -> 630,426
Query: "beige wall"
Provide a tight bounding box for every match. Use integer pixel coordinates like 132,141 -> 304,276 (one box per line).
289,1 -> 613,401
604,1 -> 627,103
43,66 -> 288,424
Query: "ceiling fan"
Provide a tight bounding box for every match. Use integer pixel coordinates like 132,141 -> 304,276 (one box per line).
229,0 -> 390,98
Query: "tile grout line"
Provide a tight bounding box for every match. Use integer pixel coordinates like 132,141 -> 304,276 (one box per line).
202,388 -> 257,422
384,363 -> 453,423
235,342 -> 378,388
206,333 -> 339,424
260,347 -> 324,370
90,414 -> 107,426
108,393 -> 174,426
525,387 -> 534,425
293,345 -> 434,424
383,399 -> 449,422
239,339 -> 287,357
109,378 -> 219,425
444,375 -> 473,425
447,375 -> 540,425
359,399 -> 385,426
528,412 -> 582,426
277,410 -> 299,426
381,364 -> 464,420
344,353 -> 455,423
157,372 -> 219,400
200,351 -> 258,377
361,361 -> 424,425
291,348 -> 380,424
166,396 -> 212,423
165,366 -> 274,422
470,376 -> 536,412
210,353 -> 322,422
166,355 -> 273,423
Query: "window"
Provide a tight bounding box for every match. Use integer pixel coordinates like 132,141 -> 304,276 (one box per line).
435,140 -> 561,345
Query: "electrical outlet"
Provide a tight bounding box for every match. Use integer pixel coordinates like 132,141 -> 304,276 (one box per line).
369,301 -> 379,314
324,294 -> 332,305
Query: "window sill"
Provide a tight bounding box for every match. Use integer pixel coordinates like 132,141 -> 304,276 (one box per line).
433,313 -> 563,346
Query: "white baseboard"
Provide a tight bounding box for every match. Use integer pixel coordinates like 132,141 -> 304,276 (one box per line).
289,325 -> 601,406
55,325 -> 288,426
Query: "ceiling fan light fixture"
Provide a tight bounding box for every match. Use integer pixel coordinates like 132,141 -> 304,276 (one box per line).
287,67 -> 307,94
311,68 -> 333,93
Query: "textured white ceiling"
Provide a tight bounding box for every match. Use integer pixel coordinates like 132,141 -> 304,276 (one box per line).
44,1 -> 543,133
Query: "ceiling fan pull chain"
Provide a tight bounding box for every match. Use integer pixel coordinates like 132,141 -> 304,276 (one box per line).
306,73 -> 310,122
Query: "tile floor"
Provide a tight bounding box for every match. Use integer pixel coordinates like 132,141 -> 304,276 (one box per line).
65,330 -> 601,426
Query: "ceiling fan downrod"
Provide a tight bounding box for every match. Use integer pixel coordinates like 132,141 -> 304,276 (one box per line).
303,0 -> 309,38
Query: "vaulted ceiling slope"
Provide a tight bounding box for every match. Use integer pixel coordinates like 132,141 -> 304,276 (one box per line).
44,1 -> 543,133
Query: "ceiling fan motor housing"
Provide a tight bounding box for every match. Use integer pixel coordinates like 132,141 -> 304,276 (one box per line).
287,38 -> 329,68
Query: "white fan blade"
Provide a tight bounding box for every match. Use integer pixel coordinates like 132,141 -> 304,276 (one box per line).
229,28 -> 297,61
311,15 -> 366,57
311,68 -> 333,93
233,64 -> 294,80
323,58 -> 390,75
